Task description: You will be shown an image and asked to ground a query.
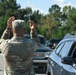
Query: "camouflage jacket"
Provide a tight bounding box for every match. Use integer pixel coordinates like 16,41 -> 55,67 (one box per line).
0,29 -> 40,75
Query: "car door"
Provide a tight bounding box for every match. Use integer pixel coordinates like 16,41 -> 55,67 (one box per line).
59,41 -> 76,75
49,42 -> 65,75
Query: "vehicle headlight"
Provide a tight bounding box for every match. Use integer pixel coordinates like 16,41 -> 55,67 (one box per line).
45,52 -> 51,58
34,52 -> 46,57
34,53 -> 39,57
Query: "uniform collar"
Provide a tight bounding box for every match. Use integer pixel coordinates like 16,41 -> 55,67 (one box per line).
11,36 -> 25,40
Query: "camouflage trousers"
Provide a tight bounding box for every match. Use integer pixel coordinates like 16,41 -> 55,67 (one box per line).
4,66 -> 35,75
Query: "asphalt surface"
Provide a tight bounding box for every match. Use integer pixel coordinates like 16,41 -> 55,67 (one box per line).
0,54 -> 4,75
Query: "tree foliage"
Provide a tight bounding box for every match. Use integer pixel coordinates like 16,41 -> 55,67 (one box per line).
0,1 -> 76,40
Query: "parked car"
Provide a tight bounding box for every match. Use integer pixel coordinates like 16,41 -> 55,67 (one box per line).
33,45 -> 52,74
48,38 -> 62,49
47,33 -> 76,75
24,34 -> 47,46
25,34 -> 52,74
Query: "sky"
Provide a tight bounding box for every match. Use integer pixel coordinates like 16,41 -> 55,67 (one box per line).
16,0 -> 76,14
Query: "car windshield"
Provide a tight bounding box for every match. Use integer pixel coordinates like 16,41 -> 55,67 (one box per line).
25,34 -> 46,45
39,36 -> 46,45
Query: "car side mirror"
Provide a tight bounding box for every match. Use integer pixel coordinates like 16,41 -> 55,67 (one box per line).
61,56 -> 73,65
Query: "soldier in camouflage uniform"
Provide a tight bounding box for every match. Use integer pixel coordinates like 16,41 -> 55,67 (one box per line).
0,16 -> 40,75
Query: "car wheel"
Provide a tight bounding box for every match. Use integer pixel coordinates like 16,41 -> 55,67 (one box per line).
47,68 -> 53,75
47,72 -> 51,75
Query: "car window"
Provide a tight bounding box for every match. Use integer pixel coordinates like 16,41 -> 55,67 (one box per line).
48,38 -> 62,49
50,39 -> 61,43
24,34 -> 46,45
39,37 -> 46,45
55,42 -> 65,54
59,41 -> 74,58
69,43 -> 76,59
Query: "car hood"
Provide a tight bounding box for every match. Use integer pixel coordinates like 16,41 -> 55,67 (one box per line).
36,44 -> 53,52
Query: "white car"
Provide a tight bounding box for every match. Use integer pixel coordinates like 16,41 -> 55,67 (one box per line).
47,33 -> 76,75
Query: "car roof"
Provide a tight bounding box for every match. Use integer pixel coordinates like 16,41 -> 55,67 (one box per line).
63,33 -> 76,39
38,34 -> 45,37
59,37 -> 76,44
24,34 -> 46,45
24,34 -> 45,38
57,33 -> 76,44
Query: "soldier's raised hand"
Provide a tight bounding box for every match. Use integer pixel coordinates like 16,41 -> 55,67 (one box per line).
7,16 -> 15,28
29,20 -> 36,32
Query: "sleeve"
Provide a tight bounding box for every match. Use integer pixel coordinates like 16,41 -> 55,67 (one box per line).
0,39 -> 9,53
0,40 -> 6,52
30,30 -> 38,39
30,31 -> 41,51
1,29 -> 12,40
0,28 -> 11,53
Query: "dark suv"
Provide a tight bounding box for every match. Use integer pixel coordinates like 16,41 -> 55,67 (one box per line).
47,33 -> 76,75
25,34 -> 52,74
24,34 -> 47,45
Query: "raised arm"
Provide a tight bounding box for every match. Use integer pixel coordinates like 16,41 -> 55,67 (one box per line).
29,20 -> 41,51
29,20 -> 38,39
1,16 -> 15,40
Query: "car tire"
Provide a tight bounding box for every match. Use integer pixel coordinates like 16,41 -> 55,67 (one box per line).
47,72 -> 51,75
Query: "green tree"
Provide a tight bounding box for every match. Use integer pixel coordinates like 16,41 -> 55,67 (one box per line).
0,0 -> 21,17
60,6 -> 76,35
31,10 -> 42,24
0,0 -> 21,37
47,4 -> 62,39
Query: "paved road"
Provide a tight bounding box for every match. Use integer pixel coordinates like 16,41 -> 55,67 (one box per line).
0,54 -> 4,75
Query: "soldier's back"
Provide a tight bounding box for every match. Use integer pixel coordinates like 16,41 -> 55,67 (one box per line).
3,37 -> 35,75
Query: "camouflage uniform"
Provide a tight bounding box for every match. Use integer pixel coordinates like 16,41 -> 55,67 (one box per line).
0,26 -> 40,75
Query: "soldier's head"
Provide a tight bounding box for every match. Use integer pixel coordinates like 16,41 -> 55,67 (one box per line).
12,20 -> 25,37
